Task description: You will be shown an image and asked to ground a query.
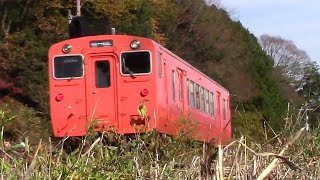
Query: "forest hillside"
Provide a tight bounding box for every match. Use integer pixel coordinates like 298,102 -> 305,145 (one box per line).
0,0 -> 319,142
1,0 -> 320,179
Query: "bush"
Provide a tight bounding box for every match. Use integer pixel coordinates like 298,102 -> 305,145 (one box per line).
0,97 -> 50,144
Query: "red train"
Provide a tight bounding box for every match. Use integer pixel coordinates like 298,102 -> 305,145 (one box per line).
48,32 -> 231,144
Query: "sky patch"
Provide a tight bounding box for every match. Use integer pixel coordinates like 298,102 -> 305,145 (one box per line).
221,0 -> 320,64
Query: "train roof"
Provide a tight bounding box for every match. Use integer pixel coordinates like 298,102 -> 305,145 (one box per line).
50,34 -> 229,94
152,40 -> 229,93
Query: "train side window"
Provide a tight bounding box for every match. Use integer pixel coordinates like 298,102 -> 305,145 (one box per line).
172,70 -> 175,101
222,98 -> 226,120
157,51 -> 161,78
209,92 -> 214,116
121,51 -> 151,75
195,84 -> 200,110
200,87 -> 205,111
95,61 -> 110,88
205,89 -> 209,113
53,55 -> 83,79
189,81 -> 195,108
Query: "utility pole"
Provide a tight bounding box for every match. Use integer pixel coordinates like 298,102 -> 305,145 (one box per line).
68,0 -> 81,24
76,0 -> 81,16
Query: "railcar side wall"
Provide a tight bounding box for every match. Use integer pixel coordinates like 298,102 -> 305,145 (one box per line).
155,44 -> 231,144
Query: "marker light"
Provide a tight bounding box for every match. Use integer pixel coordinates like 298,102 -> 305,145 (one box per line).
55,93 -> 64,101
130,40 -> 140,49
141,88 -> 149,96
62,44 -> 72,53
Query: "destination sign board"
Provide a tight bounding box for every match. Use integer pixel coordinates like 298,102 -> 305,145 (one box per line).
90,40 -> 113,48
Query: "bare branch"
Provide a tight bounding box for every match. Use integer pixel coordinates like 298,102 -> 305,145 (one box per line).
21,0 -> 32,18
1,6 -> 7,33
173,1 -> 206,52
259,34 -> 311,82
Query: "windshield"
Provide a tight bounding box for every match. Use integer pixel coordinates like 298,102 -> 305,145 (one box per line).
53,55 -> 83,79
121,51 -> 151,75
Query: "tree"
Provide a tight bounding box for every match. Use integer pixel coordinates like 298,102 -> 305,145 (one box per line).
260,35 -> 320,128
0,0 -> 70,112
296,61 -> 320,128
0,0 -> 289,135
297,61 -> 320,102
259,34 -> 311,83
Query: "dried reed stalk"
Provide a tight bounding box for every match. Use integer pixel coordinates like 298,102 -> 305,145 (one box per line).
257,127 -> 306,180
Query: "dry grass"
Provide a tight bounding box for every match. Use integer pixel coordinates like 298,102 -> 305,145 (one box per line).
0,103 -> 320,179
0,125 -> 319,179
220,127 -> 320,179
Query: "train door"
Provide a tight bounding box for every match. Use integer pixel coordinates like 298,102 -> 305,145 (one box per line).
177,68 -> 185,112
163,60 -> 169,120
216,91 -> 223,137
87,55 -> 118,130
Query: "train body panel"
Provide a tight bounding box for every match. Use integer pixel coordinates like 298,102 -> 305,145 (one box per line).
48,35 -> 231,144
155,45 -> 231,144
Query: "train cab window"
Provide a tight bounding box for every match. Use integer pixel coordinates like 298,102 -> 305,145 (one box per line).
209,92 -> 214,116
222,99 -> 227,120
121,51 -> 151,75
172,70 -> 175,101
200,87 -> 205,111
95,61 -> 110,88
195,84 -> 200,110
205,89 -> 209,113
53,55 -> 83,79
189,81 -> 195,108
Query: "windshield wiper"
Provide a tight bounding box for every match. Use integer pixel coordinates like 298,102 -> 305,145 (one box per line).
122,58 -> 135,78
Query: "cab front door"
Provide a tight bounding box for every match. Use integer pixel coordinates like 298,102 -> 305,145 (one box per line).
87,55 -> 118,130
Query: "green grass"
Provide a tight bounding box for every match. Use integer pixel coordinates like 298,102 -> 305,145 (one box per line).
0,131 -> 210,179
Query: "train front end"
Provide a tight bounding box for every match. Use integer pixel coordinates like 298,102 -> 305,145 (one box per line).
48,35 -> 157,137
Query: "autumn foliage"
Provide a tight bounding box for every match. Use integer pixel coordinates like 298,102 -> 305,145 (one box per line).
1,0 -> 317,140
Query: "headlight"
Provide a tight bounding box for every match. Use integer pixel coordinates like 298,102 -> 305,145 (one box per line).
130,40 -> 140,49
62,44 -> 72,53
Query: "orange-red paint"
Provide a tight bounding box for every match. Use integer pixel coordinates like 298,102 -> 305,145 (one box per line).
48,35 -> 231,145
